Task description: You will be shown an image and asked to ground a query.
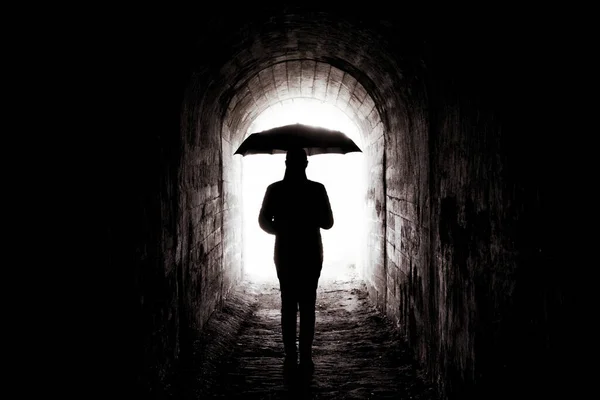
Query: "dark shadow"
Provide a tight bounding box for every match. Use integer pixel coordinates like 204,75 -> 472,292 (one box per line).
283,364 -> 316,400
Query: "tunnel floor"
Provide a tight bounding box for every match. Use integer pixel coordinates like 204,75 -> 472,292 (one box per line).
181,269 -> 437,399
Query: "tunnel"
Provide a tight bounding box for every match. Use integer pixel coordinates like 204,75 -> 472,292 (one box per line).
101,4 -> 573,400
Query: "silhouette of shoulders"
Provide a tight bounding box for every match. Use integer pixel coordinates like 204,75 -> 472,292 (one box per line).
267,179 -> 325,190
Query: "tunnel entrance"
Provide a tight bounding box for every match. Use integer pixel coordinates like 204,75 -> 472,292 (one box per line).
124,9 -> 569,398
240,99 -> 367,283
221,59 -> 386,310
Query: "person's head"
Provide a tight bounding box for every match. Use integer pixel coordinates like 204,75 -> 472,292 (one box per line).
285,148 -> 308,171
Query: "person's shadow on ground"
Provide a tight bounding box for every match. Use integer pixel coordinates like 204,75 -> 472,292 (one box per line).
283,365 -> 316,399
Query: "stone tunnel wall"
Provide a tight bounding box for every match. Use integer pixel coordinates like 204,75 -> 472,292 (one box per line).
179,90 -> 225,336
221,124 -> 244,291
362,121 -> 385,305
430,32 -> 564,398
379,24 -> 566,399
383,70 -> 431,365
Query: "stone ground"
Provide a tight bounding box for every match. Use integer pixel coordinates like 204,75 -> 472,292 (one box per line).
177,267 -> 438,399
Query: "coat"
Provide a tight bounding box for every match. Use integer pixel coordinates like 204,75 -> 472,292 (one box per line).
258,177 -> 334,279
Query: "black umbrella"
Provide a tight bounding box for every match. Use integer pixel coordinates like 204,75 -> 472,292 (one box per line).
233,123 -> 362,156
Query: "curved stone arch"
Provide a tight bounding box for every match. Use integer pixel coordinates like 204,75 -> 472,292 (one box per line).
223,59 -> 384,151
220,57 -> 387,310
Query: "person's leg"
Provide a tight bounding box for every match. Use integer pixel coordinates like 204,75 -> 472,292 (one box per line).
279,279 -> 299,364
298,276 -> 319,368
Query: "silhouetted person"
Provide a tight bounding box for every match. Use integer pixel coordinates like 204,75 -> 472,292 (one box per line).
258,148 -> 334,377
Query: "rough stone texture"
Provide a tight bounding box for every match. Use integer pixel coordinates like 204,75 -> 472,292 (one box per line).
221,130 -> 243,293
180,272 -> 437,399
422,35 -> 564,398
101,4 -> 571,399
178,85 -> 226,352
384,69 -> 431,368
364,128 -> 385,309
225,62 -> 379,146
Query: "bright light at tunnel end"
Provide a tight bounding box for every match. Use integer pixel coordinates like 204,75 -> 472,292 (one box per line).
241,99 -> 368,284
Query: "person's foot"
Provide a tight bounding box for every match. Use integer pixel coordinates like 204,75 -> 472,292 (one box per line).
298,358 -> 314,377
283,356 -> 297,385
284,355 -> 297,365
283,355 -> 297,371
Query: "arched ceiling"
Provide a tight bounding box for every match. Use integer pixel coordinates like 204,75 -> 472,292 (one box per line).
183,5 -> 429,148
223,60 -> 382,148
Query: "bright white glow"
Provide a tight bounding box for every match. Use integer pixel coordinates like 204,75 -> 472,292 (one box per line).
242,99 -> 367,283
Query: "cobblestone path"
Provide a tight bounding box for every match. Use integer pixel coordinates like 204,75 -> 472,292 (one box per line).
185,270 -> 438,399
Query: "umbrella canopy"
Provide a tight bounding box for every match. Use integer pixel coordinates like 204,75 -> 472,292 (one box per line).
233,123 -> 362,156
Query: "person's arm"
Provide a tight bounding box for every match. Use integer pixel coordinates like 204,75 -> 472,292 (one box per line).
258,185 -> 278,235
318,184 -> 334,230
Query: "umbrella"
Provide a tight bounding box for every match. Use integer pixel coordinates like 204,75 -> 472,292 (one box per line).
233,123 -> 362,156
